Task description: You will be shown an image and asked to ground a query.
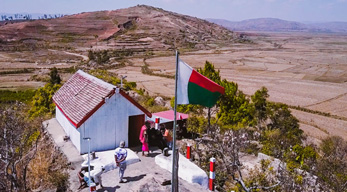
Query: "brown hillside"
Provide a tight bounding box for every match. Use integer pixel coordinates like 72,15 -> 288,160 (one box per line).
0,5 -> 238,52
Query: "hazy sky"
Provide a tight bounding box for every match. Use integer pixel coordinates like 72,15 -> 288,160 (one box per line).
1,0 -> 347,22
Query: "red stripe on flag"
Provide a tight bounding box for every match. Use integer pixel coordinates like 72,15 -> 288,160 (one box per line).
189,70 -> 224,94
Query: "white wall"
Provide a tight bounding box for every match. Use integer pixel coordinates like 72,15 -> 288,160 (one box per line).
79,91 -> 145,154
56,106 -> 81,152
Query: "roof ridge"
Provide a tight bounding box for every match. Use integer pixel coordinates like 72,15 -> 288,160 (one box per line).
77,70 -> 117,90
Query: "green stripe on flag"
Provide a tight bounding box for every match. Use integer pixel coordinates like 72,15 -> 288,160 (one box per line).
188,82 -> 222,108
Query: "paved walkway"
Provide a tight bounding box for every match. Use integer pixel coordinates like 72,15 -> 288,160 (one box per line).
45,118 -> 208,192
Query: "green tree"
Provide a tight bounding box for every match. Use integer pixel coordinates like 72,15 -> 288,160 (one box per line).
29,83 -> 61,118
197,61 -> 222,127
49,67 -> 61,85
96,50 -> 110,64
261,102 -> 304,159
170,97 -> 204,114
251,87 -> 269,125
197,61 -> 221,85
88,50 -> 95,61
217,80 -> 255,130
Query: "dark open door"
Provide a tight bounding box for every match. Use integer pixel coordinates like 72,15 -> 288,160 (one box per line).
128,114 -> 145,147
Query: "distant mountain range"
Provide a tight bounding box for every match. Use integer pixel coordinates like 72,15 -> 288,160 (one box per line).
207,18 -> 347,33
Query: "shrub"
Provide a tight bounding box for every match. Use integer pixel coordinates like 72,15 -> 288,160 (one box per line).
28,83 -> 61,118
0,89 -> 35,104
186,115 -> 207,135
49,171 -> 69,192
0,68 -> 34,75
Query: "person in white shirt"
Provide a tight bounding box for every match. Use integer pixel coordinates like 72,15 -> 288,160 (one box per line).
114,141 -> 128,183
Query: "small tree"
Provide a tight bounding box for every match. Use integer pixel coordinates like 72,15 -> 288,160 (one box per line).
251,86 -> 269,127
197,61 -> 221,85
316,136 -> 347,191
261,102 -> 304,159
49,67 -> 61,85
197,61 -> 222,127
186,114 -> 208,135
88,50 -> 95,61
29,83 -> 61,118
217,80 -> 255,129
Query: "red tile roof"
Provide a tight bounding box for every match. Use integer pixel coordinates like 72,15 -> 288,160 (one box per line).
53,70 -> 151,128
152,110 -> 189,122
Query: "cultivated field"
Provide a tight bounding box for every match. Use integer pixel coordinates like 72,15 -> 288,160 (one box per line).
1,32 -> 346,142
115,32 -> 347,142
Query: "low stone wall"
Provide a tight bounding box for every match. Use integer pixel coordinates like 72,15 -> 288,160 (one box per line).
155,152 -> 208,188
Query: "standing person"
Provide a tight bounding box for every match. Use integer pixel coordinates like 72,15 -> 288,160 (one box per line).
139,121 -> 150,156
163,127 -> 173,149
114,141 -> 128,183
92,166 -> 104,188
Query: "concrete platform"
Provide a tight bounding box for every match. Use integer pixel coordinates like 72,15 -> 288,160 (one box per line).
155,152 -> 208,188
45,118 -> 209,192
81,149 -> 141,172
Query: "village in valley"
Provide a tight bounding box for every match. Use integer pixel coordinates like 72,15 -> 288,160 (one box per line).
1,2 -> 347,192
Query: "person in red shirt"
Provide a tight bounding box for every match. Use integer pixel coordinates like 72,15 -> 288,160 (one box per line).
139,121 -> 150,156
163,126 -> 173,149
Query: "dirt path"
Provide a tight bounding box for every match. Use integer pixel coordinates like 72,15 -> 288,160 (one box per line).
305,92 -> 347,108
62,51 -> 89,61
48,49 -> 89,61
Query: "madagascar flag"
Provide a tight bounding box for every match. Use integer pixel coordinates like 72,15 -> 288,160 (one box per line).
177,59 -> 225,108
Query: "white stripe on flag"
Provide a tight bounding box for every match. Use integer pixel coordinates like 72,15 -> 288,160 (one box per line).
177,59 -> 193,105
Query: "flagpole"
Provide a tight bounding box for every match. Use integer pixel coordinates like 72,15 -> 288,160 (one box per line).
171,50 -> 179,192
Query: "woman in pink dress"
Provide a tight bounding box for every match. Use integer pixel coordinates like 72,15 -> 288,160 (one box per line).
139,121 -> 150,156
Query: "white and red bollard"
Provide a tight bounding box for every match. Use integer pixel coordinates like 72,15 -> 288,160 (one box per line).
90,182 -> 96,192
186,144 -> 191,160
155,117 -> 160,130
209,157 -> 216,191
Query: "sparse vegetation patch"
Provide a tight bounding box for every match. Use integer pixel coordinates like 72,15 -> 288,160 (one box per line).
0,68 -> 34,75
